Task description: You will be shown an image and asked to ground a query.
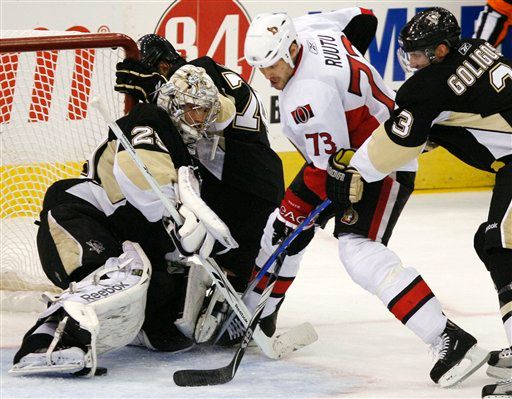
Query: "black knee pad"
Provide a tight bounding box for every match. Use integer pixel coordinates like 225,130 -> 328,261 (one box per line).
475,221 -> 512,290
474,223 -> 489,267
487,249 -> 512,291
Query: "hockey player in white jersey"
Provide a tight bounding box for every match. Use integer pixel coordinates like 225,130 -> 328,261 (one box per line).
242,9 -> 489,387
9,65 -> 238,376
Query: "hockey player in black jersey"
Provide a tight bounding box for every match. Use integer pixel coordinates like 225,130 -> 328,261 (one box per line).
329,7 -> 512,397
9,67 -> 240,375
115,34 -> 285,343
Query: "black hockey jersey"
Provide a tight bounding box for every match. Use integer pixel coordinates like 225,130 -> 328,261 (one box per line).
172,56 -> 284,206
83,103 -> 192,222
387,39 -> 512,173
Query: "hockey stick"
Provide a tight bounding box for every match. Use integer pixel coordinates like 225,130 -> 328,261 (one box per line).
174,200 -> 331,386
214,198 -> 331,343
173,251 -> 288,386
97,111 -> 316,359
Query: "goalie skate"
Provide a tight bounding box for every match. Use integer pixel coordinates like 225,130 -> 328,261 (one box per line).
9,347 -> 90,375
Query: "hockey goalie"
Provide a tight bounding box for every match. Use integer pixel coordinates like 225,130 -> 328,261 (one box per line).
9,65 -> 238,376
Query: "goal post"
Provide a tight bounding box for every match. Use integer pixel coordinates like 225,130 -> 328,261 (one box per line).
1,31 -> 138,310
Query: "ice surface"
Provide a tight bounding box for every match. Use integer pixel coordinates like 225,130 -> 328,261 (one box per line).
1,191 -> 504,398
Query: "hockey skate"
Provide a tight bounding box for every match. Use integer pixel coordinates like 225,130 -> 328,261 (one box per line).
430,320 -> 489,387
10,316 -> 97,376
482,378 -> 512,398
487,347 -> 512,379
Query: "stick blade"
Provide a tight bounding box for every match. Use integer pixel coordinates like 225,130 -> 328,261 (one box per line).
173,364 -> 234,387
272,322 -> 318,358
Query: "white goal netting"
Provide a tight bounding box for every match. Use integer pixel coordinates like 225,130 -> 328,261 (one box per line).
1,30 -> 137,311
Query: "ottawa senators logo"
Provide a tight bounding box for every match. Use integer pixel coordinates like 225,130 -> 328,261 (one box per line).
267,26 -> 278,35
340,206 -> 359,225
291,104 -> 314,124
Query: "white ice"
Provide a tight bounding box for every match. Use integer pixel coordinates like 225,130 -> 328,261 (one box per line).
1,190 -> 506,398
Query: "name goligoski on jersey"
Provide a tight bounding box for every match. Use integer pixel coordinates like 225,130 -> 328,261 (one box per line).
385,38 -> 512,172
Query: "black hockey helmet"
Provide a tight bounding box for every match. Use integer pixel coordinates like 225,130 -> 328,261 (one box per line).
399,7 -> 461,54
137,34 -> 184,70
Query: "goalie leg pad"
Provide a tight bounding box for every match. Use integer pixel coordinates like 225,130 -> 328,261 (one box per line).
10,241 -> 151,376
174,262 -> 212,338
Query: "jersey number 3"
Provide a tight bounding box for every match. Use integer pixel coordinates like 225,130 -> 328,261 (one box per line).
490,63 -> 512,93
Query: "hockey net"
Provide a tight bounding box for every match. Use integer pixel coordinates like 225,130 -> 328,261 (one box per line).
1,31 -> 138,311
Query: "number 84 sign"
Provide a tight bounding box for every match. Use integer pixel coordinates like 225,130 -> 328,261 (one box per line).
155,0 -> 253,82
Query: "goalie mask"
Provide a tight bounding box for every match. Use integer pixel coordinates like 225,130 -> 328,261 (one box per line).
397,7 -> 461,72
157,65 -> 221,150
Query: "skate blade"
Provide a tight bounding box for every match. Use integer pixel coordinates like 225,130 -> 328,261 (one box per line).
483,396 -> 512,399
487,364 -> 512,380
9,362 -> 84,375
439,344 -> 490,388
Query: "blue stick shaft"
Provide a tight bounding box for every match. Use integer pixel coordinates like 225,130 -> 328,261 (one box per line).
254,198 -> 331,281
213,198 -> 331,343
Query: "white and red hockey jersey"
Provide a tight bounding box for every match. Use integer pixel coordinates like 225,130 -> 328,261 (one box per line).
279,11 -> 417,174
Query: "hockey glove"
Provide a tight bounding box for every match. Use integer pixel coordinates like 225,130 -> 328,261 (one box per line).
115,58 -> 167,103
271,188 -> 316,256
326,148 -> 363,209
165,166 -> 238,259
165,205 -> 213,257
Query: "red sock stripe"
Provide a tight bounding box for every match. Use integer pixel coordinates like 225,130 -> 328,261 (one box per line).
255,273 -> 270,291
271,278 -> 294,296
388,277 -> 433,323
252,272 -> 294,296
368,176 -> 393,241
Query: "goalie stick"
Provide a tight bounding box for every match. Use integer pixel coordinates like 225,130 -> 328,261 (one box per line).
173,252 -> 287,386
174,200 -> 331,386
214,199 -> 331,343
96,108 -> 317,360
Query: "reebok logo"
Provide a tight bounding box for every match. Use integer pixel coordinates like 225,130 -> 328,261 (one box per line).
485,222 -> 498,233
458,42 -> 472,55
307,40 -> 318,55
80,282 -> 130,302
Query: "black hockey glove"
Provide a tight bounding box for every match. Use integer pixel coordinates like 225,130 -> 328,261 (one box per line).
270,188 -> 316,256
326,149 -> 363,209
115,58 -> 167,103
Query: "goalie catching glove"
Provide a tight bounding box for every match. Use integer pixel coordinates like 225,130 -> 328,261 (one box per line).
115,58 -> 167,103
165,166 -> 238,259
326,149 -> 364,208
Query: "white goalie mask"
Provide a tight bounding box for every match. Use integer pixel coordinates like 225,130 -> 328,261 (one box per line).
244,13 -> 297,69
157,65 -> 221,148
